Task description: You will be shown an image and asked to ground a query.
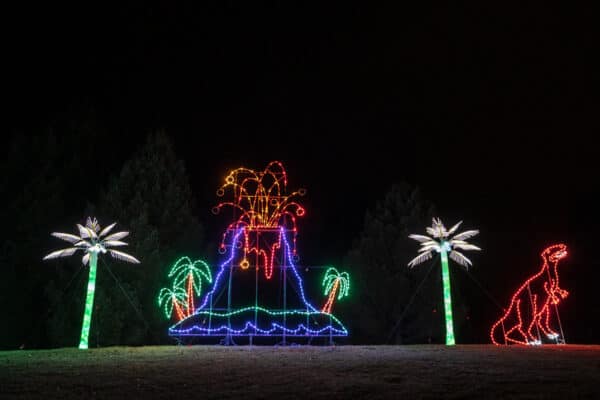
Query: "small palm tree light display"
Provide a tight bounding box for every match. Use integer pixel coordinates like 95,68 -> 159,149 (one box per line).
158,257 -> 212,321
321,267 -> 350,314
43,217 -> 140,349
408,218 -> 481,345
158,285 -> 188,321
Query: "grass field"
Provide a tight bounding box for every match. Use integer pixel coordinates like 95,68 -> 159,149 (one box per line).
1,345 -> 599,399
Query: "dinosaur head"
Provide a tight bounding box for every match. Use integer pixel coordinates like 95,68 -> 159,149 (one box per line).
541,243 -> 568,263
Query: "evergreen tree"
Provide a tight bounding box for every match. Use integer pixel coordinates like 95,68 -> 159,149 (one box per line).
94,131 -> 204,345
0,126 -> 107,349
344,182 -> 444,344
0,133 -> 78,348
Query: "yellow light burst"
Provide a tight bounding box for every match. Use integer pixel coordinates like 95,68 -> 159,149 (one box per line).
213,161 -> 305,279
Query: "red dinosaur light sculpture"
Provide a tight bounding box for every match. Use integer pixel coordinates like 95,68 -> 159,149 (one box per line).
490,244 -> 569,345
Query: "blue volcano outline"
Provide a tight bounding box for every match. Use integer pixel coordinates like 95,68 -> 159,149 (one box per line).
169,227 -> 348,337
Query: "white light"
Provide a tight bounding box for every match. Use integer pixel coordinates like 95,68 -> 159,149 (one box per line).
408,218 -> 481,269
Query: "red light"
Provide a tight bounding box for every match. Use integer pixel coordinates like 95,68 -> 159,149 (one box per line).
490,244 -> 569,345
213,162 -> 305,280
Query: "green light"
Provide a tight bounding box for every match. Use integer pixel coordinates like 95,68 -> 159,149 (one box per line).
179,305 -> 345,323
170,305 -> 349,335
321,267 -> 350,314
158,257 -> 213,321
79,252 -> 97,350
440,247 -> 455,346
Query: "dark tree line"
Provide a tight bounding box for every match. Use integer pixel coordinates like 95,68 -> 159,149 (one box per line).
340,183 -> 473,344
91,131 -> 204,346
1,127 -> 471,349
0,127 -> 203,349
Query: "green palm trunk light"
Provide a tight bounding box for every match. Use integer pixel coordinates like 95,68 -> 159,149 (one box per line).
79,252 -> 98,350
440,247 -> 455,346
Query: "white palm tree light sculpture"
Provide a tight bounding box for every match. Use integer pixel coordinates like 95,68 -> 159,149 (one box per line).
408,218 -> 481,345
43,217 -> 140,349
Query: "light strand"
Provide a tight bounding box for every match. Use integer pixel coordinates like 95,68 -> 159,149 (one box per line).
490,244 -> 568,345
158,256 -> 212,321
168,161 -> 348,339
321,267 -> 350,314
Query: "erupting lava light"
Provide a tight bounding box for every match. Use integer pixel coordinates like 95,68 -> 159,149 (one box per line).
212,161 -> 305,280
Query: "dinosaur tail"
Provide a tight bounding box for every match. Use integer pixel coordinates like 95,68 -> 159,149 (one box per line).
490,318 -> 505,345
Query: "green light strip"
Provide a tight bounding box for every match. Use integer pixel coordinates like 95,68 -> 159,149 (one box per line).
78,252 -> 97,349
440,248 -> 455,345
176,305 -> 346,327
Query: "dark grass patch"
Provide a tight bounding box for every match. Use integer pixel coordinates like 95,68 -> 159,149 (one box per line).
1,345 -> 599,399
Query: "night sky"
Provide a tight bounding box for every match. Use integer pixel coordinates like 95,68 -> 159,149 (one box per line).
5,4 -> 597,342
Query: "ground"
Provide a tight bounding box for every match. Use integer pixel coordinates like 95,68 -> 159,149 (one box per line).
1,345 -> 599,399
